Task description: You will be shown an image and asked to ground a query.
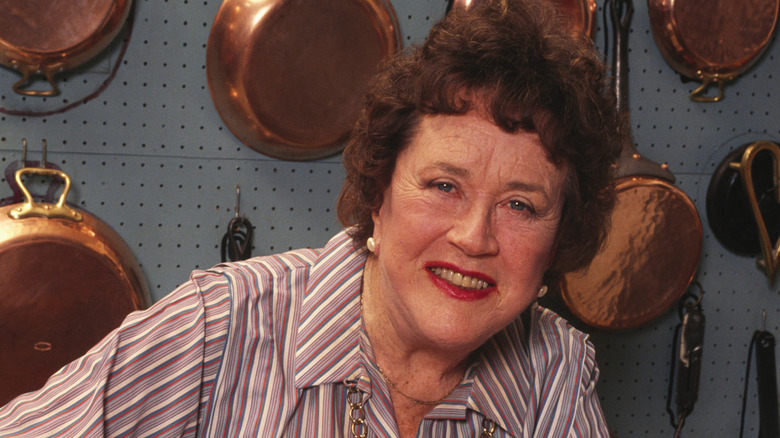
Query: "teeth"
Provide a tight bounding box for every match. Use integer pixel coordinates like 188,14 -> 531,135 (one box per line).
431,267 -> 489,290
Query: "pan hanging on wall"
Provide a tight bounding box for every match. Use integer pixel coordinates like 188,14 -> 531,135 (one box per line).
647,0 -> 780,102
0,0 -> 132,97
559,0 -> 703,331
206,0 -> 401,161
0,156 -> 150,405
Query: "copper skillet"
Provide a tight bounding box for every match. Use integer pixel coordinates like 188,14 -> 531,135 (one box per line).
0,0 -> 132,96
0,164 -> 150,405
648,0 -> 780,102
206,0 -> 401,161
560,0 -> 702,331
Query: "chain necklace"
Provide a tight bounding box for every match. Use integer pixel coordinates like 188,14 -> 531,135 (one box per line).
376,364 -> 463,406
346,385 -> 495,438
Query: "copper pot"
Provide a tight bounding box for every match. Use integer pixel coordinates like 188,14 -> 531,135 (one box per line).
0,0 -> 132,96
206,0 -> 401,161
648,0 -> 780,102
0,166 -> 150,405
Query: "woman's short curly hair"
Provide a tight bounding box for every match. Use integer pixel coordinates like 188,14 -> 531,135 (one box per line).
337,0 -> 626,286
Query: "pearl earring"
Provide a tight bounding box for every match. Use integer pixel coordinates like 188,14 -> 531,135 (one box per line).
366,237 -> 377,253
538,285 -> 548,298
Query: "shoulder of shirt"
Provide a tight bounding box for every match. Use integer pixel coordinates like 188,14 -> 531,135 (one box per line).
179,230 -> 359,304
185,246 -> 321,285
526,303 -> 598,375
533,303 -> 593,346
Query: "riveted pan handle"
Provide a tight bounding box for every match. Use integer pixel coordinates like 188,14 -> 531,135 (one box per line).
8,167 -> 83,221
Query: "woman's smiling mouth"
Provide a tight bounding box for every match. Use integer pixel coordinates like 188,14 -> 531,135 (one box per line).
429,267 -> 491,290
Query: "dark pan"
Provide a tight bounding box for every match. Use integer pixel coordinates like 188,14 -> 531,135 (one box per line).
707,142 -> 780,256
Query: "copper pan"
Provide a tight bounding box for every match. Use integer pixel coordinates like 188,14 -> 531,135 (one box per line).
206,0 -> 401,161
0,0 -> 132,96
560,0 -> 702,331
648,0 -> 780,102
0,165 -> 150,405
448,0 -> 597,38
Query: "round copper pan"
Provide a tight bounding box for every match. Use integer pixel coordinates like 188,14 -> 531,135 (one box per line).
648,0 -> 779,102
0,167 -> 150,405
206,0 -> 401,161
561,177 -> 702,330
0,0 -> 132,96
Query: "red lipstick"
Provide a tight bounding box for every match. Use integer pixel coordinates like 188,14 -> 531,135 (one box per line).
425,262 -> 496,301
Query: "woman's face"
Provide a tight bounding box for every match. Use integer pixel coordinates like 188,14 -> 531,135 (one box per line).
370,111 -> 568,353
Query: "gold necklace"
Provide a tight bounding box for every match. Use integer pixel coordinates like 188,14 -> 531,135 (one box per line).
360,289 -> 464,406
376,364 -> 463,405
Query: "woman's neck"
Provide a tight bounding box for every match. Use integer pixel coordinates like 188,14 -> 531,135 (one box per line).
360,256 -> 471,404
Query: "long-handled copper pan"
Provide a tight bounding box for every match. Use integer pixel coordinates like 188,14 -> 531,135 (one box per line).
560,0 -> 702,330
206,0 -> 401,161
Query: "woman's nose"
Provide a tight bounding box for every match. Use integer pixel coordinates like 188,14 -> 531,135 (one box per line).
447,203 -> 499,256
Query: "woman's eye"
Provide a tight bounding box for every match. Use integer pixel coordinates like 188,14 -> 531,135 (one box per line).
435,182 -> 455,193
509,200 -> 533,213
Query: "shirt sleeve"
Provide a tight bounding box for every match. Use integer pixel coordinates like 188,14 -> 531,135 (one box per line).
0,270 -> 233,438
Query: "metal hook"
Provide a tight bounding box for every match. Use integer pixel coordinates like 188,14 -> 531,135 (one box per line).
41,139 -> 47,168
20,138 -> 48,168
234,184 -> 241,218
21,138 -> 28,166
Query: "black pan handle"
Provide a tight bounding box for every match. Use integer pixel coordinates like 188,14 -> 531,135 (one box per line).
609,0 -> 634,115
755,330 -> 779,438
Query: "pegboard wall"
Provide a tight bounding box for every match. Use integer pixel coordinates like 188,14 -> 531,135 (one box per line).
0,0 -> 778,436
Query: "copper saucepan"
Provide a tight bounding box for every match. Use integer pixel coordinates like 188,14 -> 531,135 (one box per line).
0,0 -> 132,96
648,0 -> 780,102
206,0 -> 401,161
0,166 -> 150,405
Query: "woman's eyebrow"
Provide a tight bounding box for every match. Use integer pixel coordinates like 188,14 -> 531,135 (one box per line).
425,161 -> 470,178
505,180 -> 548,194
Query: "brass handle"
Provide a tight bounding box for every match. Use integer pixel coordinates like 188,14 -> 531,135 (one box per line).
729,141 -> 780,282
689,74 -> 728,103
8,167 -> 82,221
11,69 -> 61,97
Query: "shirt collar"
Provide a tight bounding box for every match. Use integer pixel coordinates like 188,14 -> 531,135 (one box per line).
294,230 -> 368,389
425,308 -> 537,437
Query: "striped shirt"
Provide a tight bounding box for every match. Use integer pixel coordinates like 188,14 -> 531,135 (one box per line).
0,230 -> 608,437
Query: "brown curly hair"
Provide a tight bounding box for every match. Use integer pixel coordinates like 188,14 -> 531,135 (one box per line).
337,0 -> 626,286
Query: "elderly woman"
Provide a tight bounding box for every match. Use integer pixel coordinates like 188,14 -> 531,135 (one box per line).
0,1 -> 622,437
